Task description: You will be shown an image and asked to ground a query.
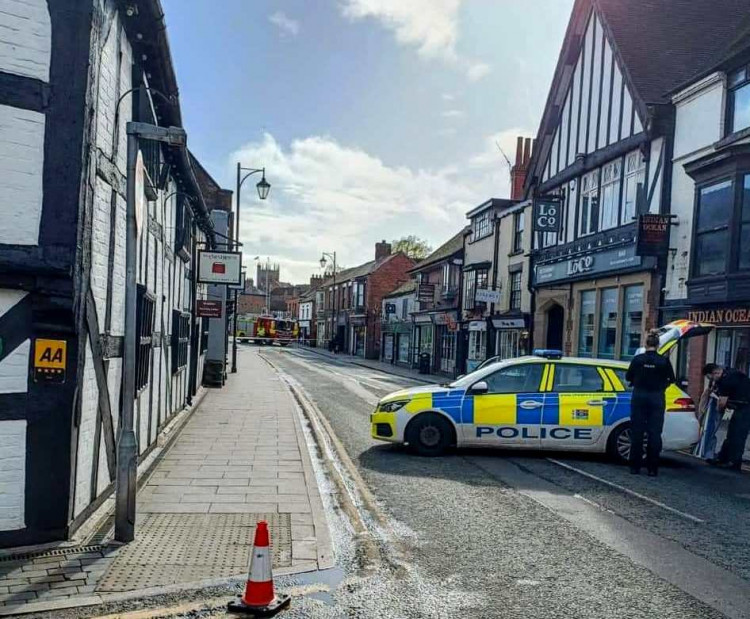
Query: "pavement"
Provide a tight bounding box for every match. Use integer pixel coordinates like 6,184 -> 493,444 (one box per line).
0,348 -> 333,617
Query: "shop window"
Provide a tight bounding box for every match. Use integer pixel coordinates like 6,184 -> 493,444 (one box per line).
578,290 -> 596,357
512,211 -> 525,253
714,328 -> 750,375
622,151 -> 645,224
497,330 -> 521,360
484,364 -> 543,393
599,159 -> 621,231
579,169 -> 600,236
420,326 -> 433,354
694,180 -> 733,276
620,285 -> 644,360
728,66 -> 750,134
397,334 -> 410,362
598,288 -> 618,360
135,285 -> 155,392
438,327 -> 456,373
509,271 -> 522,310
468,330 -> 486,362
553,364 -> 605,392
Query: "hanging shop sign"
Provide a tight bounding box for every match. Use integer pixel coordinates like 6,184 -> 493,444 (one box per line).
385,303 -> 397,315
636,213 -> 671,257
534,245 -> 642,285
475,288 -> 501,304
417,284 -> 436,303
468,320 -> 487,331
688,307 -> 750,326
196,300 -> 223,318
197,251 -> 243,286
34,338 -> 67,384
533,198 -> 562,234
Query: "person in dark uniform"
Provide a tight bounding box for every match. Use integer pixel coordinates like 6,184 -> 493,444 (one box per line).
626,330 -> 676,476
702,363 -> 750,471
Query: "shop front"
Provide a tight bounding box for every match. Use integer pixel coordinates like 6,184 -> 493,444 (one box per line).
351,316 -> 366,357
533,243 -> 658,360
413,313 -> 433,370
432,311 -> 459,376
465,320 -> 488,373
381,321 -> 413,367
491,315 -> 529,360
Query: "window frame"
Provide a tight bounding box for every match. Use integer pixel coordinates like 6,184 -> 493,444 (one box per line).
727,65 -> 750,136
171,310 -> 190,374
579,169 -> 600,237
512,211 -> 525,254
509,270 -> 522,310
479,363 -> 544,394
552,363 -> 606,393
690,176 -> 737,278
472,211 -> 493,242
135,284 -> 155,393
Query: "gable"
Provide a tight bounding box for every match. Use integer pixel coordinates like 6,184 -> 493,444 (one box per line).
540,8 -> 644,184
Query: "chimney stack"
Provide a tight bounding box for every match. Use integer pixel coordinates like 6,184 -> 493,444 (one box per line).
375,240 -> 392,261
309,274 -> 323,289
510,136 -> 534,201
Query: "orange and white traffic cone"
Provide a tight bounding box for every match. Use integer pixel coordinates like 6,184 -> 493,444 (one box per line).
228,520 -> 291,616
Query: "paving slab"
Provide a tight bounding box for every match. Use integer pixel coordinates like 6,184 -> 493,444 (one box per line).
0,348 -> 333,613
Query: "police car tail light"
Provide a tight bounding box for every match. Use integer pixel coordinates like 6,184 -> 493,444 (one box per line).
667,397 -> 695,412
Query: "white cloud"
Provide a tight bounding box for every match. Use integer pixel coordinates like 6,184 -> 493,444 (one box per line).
269,11 -> 300,37
340,0 -> 490,80
441,109 -> 465,119
230,130 -> 529,283
442,93 -> 456,101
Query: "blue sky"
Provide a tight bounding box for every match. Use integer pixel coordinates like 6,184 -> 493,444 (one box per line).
163,0 -> 574,283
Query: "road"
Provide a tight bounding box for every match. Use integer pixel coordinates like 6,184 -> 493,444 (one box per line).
258,346 -> 750,619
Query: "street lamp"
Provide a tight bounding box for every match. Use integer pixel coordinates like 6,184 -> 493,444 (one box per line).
232,164 -> 271,374
320,252 -> 337,350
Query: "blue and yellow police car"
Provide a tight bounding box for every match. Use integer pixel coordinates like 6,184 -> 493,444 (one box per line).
371,321 -> 711,460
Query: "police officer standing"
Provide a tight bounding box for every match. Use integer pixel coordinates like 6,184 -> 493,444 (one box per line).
626,330 -> 676,476
702,363 -> 750,471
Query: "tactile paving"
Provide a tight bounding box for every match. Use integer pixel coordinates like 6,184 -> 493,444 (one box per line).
95,513 -> 291,592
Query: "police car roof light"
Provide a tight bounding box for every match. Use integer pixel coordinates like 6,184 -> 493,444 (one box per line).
533,349 -> 563,359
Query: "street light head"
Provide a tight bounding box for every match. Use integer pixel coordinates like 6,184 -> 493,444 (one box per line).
256,175 -> 271,200
319,256 -> 327,269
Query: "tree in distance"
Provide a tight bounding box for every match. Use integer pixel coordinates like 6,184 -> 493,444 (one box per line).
391,236 -> 433,260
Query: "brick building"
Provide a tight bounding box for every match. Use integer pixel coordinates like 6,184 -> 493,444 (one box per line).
321,241 -> 415,358
0,0 -> 223,547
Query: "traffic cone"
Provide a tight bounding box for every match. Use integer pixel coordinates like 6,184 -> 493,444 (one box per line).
228,520 -> 291,616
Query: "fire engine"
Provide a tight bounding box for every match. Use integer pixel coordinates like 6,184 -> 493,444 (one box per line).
236,316 -> 299,346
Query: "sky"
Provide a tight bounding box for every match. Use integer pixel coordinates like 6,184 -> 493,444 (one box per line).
162,0 -> 575,284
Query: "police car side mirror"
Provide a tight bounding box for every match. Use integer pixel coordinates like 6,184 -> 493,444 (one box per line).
470,381 -> 489,395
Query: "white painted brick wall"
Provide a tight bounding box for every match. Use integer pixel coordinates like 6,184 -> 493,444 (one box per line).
95,432 -> 108,495
0,339 -> 29,394
107,357 -> 121,438
0,0 -> 51,82
110,194 -> 127,334
138,389 -> 148,454
74,341 -> 98,517
91,177 -> 112,327
0,105 -> 45,245
0,420 -> 26,530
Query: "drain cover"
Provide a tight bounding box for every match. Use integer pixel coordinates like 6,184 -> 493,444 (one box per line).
96,513 -> 291,592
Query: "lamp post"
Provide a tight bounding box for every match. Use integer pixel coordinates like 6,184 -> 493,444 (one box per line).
319,252 -> 337,350
232,164 -> 271,374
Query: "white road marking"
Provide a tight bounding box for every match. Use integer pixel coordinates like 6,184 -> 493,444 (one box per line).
573,493 -> 615,514
547,458 -> 706,524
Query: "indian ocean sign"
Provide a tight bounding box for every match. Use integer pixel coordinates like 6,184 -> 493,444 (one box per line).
534,246 -> 642,285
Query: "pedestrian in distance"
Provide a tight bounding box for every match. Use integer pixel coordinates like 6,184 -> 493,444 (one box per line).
625,330 -> 676,476
702,363 -> 750,472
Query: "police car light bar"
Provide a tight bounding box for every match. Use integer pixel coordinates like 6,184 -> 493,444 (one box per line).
533,349 -> 563,359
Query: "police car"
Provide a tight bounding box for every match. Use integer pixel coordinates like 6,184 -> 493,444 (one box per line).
371,320 -> 712,461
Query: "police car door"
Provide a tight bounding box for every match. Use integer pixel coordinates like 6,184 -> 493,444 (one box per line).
463,363 -> 545,446
542,363 -> 615,449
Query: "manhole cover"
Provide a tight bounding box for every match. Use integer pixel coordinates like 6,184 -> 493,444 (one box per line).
96,513 -> 291,592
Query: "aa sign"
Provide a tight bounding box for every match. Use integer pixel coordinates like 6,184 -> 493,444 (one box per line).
34,338 -> 67,384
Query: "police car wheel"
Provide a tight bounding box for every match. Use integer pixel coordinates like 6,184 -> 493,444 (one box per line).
406,413 -> 454,457
607,423 -> 647,463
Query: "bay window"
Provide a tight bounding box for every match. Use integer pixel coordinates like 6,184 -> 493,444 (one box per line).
622,151 -> 645,224
473,211 -> 492,241
599,159 -> 621,230
579,169 -> 599,236
729,66 -> 750,134
694,180 -> 732,277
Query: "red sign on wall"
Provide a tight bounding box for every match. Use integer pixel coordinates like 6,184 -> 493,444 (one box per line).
196,300 -> 223,318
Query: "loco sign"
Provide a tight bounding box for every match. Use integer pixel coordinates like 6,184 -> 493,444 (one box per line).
533,198 -> 562,234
